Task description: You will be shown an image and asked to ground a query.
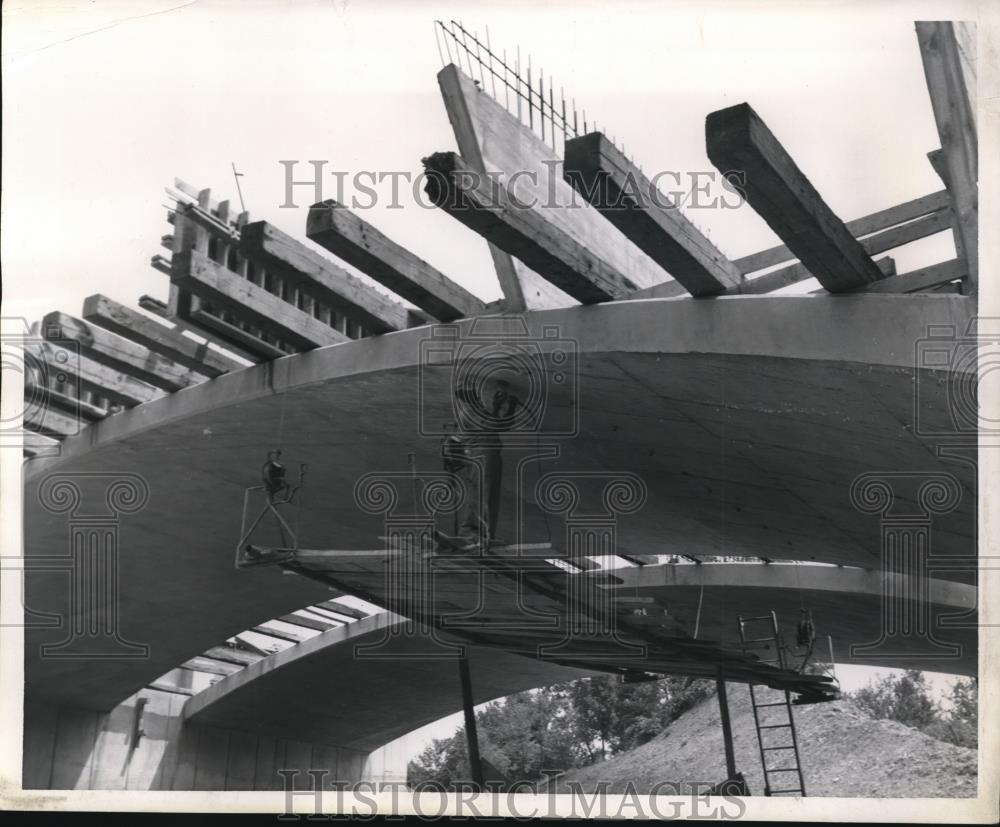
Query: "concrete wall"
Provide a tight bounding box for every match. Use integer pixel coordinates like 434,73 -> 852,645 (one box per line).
23,690 -> 384,791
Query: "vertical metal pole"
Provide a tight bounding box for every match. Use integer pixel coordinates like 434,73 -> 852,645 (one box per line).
539,69 -> 545,143
716,670 -> 738,781
459,653 -> 485,787
503,48 -> 510,111
485,26 -> 498,99
549,77 -> 555,151
517,47 -> 523,123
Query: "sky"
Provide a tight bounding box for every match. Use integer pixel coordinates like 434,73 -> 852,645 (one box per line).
1,0 -> 981,771
1,0 -> 971,324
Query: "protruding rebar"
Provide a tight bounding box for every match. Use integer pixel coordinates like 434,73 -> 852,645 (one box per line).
539,68 -> 545,143
485,27 -> 498,99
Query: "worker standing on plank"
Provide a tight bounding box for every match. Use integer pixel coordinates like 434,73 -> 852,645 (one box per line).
484,379 -> 519,542
436,381 -> 520,553
262,449 -> 289,502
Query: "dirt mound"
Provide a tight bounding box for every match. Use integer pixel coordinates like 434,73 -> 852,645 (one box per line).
554,688 -> 976,798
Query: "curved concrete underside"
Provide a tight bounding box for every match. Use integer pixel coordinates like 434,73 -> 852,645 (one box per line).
183,613 -> 595,751
609,562 -> 977,675
182,563 -> 975,752
24,294 -> 977,711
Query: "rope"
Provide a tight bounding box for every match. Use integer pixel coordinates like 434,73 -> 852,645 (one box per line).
693,563 -> 705,639
536,432 -> 553,546
275,387 -> 289,449
795,559 -> 804,609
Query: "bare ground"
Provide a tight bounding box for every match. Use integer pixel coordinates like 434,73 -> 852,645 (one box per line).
554,687 -> 977,797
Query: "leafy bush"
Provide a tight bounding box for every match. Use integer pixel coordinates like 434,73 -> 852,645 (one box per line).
848,671 -> 977,748
406,674 -> 715,787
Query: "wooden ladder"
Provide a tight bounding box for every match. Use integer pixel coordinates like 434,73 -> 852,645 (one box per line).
737,612 -> 807,796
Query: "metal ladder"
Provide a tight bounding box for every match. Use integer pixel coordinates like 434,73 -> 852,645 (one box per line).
737,612 -> 807,797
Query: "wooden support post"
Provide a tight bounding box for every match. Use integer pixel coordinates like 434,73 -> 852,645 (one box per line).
240,221 -> 409,333
564,132 -> 742,296
171,250 -> 350,351
306,200 -> 485,321
916,22 -> 977,296
706,103 -> 886,292
83,294 -> 242,377
422,151 -> 638,303
716,671 -> 738,782
458,653 -> 485,788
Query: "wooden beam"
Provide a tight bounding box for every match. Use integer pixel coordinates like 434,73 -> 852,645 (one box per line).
181,656 -> 243,677
316,599 -> 367,620
23,434 -> 60,458
916,22 -> 978,294
306,199 -> 485,321
171,250 -> 349,351
26,382 -> 107,421
928,150 -> 968,296
278,612 -> 336,632
148,681 -> 196,697
628,200 -> 950,299
706,102 -> 885,292
203,646 -> 259,667
564,132 -> 742,296
240,221 -> 408,334
151,255 -> 172,277
730,255 -> 896,296
734,189 -> 950,275
138,294 -> 169,317
140,293 -> 264,366
23,404 -> 82,440
438,62 -> 529,311
83,294 -> 242,378
67,353 -> 164,406
184,308 -> 287,361
854,258 -> 967,294
858,207 -> 954,255
251,624 -> 305,643
630,255 -> 895,299
422,151 -> 638,303
41,312 -> 203,392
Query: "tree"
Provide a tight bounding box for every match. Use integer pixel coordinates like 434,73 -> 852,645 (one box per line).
407,673 -> 719,788
850,669 -> 939,729
925,676 -> 978,748
407,733 -> 469,788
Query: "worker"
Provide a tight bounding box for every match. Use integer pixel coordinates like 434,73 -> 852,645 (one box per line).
436,381 -> 520,553
262,449 -> 289,502
484,379 -> 519,542
256,449 -> 302,550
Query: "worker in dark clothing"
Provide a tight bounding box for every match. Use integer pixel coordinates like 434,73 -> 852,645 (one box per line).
262,449 -> 289,502
484,379 -> 519,542
247,449 -> 303,554
436,381 -> 520,553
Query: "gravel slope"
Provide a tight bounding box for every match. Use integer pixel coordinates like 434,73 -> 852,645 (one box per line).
554,688 -> 977,797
